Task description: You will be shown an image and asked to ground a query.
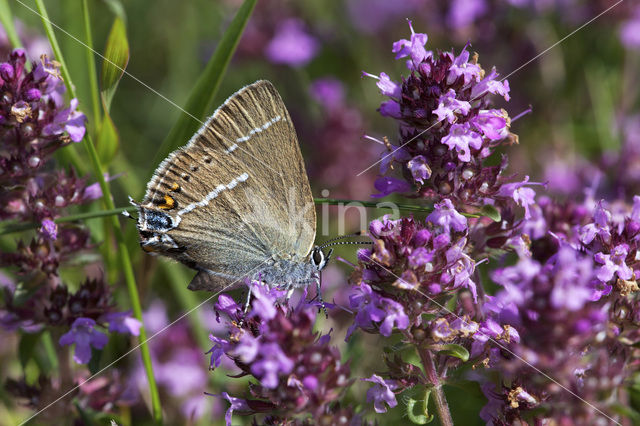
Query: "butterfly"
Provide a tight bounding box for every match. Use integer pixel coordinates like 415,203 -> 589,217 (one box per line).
129,80 -> 332,306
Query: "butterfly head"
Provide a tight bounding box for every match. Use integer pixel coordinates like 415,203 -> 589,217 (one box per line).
310,246 -> 332,272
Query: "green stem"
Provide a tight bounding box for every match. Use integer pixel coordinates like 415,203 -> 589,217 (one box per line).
41,331 -> 59,371
417,346 -> 453,426
33,0 -> 86,175
34,0 -> 163,421
1,197 -> 479,237
0,0 -> 21,48
80,0 -> 101,126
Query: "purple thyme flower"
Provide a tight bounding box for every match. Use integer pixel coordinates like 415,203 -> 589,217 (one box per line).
208,281 -> 353,421
407,155 -> 431,184
59,317 -> 108,364
362,374 -> 399,413
433,89 -> 471,123
100,311 -> 142,336
371,176 -> 412,198
39,218 -> 57,240
392,20 -> 429,65
594,244 -> 633,283
364,21 -> 524,212
250,342 -> 294,389
620,6 -> 640,50
309,77 -> 344,110
219,392 -> 250,426
42,98 -> 86,142
496,176 -> 541,219
346,282 -> 409,338
264,18 -> 319,67
426,199 -> 467,234
447,0 -> 488,29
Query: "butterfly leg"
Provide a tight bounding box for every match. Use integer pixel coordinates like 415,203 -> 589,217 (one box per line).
316,278 -> 328,319
237,288 -> 252,328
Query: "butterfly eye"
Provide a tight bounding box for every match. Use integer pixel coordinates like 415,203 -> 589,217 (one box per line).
312,248 -> 325,268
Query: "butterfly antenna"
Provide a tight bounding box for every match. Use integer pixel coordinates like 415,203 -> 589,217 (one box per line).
318,232 -> 366,248
321,240 -> 372,249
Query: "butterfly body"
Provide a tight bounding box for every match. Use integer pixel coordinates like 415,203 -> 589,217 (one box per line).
133,80 -> 327,294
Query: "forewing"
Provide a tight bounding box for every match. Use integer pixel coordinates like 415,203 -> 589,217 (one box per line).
137,81 -> 316,285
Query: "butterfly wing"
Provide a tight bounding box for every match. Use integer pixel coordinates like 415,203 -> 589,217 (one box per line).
136,80 -> 316,291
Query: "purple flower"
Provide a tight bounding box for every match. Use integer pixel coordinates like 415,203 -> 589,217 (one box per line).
362,374 -> 398,413
363,71 -> 401,98
219,392 -> 250,426
250,342 -> 294,388
346,283 -> 409,338
433,89 -> 471,123
39,218 -> 57,240
264,19 -> 319,67
594,244 -> 633,283
310,77 -> 344,110
392,20 -> 429,65
427,199 -> 467,233
471,109 -> 508,140
407,155 -> 431,184
447,44 -> 482,85
620,7 -> 640,50
82,182 -> 102,201
371,176 -> 412,198
379,99 -> 401,118
214,294 -> 241,319
101,311 -> 142,336
471,68 -> 510,101
42,98 -> 87,142
379,299 -> 410,336
207,335 -> 229,369
230,332 -> 259,363
249,282 -> 282,321
496,176 -> 539,219
447,0 -> 488,29
550,246 -> 597,311
442,122 -> 483,162
579,201 -> 612,244
59,317 -> 108,364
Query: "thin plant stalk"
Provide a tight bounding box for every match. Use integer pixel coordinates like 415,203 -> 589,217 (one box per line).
33,0 -> 163,421
31,0 -> 86,175
418,346 -> 454,426
80,0 -> 101,125
0,0 -> 21,48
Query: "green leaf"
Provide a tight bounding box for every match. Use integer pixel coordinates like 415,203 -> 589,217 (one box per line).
436,343 -> 470,362
0,0 -> 21,48
480,204 -> 501,222
96,104 -> 120,165
149,0 -> 258,176
100,17 -> 129,110
18,332 -> 42,368
101,0 -> 127,23
406,389 -> 435,424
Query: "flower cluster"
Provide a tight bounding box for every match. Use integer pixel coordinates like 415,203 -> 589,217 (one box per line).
348,203 -> 519,410
365,21 -> 539,219
2,276 -> 141,364
208,282 -> 357,425
0,49 -> 92,227
350,201 -> 474,332
478,242 -> 626,423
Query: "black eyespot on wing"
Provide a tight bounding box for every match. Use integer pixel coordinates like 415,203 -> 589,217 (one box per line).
144,209 -> 173,231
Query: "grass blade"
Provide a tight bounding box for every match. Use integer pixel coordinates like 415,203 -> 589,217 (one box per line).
33,0 -> 163,421
0,0 -> 21,48
149,0 -> 257,175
